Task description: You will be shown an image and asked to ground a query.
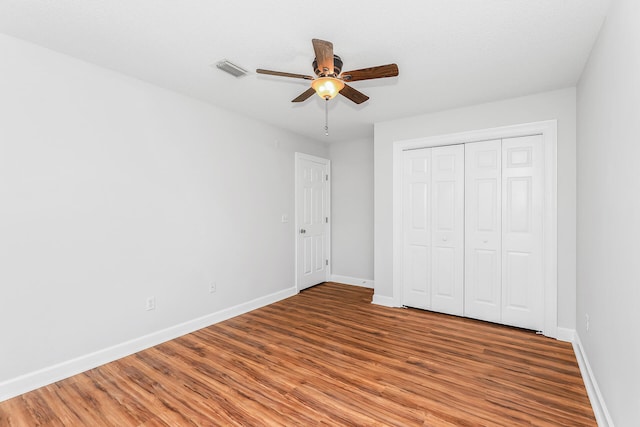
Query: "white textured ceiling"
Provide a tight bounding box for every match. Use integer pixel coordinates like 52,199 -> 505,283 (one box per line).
0,0 -> 610,143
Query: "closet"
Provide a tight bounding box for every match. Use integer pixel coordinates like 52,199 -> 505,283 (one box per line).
401,134 -> 544,331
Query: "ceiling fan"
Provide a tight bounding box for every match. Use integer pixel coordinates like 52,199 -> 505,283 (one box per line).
256,39 -> 399,105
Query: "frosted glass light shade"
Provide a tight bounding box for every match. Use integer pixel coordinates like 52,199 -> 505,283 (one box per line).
311,77 -> 345,100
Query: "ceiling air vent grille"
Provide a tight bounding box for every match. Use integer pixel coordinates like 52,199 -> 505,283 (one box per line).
215,60 -> 248,78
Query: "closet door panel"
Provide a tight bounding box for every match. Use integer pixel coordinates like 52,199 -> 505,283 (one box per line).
402,149 -> 432,309
465,140 -> 502,323
430,145 -> 465,315
501,135 -> 544,331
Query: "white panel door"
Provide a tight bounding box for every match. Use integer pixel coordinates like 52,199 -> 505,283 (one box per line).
296,155 -> 329,290
430,145 -> 465,315
501,135 -> 544,330
402,148 -> 432,309
465,140 -> 502,323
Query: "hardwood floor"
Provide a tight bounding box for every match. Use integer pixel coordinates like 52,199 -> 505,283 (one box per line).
0,282 -> 595,426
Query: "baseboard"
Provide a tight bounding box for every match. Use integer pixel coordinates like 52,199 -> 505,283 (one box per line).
330,274 -> 374,289
573,333 -> 615,427
371,293 -> 398,307
556,327 -> 576,343
0,286 -> 298,403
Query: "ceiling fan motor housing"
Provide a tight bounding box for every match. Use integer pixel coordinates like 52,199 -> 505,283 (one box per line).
313,55 -> 343,77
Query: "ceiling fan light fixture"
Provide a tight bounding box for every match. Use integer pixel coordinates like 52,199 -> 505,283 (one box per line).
311,77 -> 345,100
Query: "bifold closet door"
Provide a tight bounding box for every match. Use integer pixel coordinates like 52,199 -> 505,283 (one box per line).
430,145 -> 465,315
464,135 -> 544,330
402,148 -> 432,309
464,140 -> 502,323
403,135 -> 545,330
402,145 -> 464,315
501,135 -> 544,331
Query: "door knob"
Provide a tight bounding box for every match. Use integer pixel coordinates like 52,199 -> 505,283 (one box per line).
483,239 -> 488,243
300,229 -> 306,234
442,236 -> 448,242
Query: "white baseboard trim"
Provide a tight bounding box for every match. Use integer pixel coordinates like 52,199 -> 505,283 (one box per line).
330,275 -> 374,289
556,327 -> 576,343
0,286 -> 298,403
573,333 -> 615,427
371,293 -> 398,307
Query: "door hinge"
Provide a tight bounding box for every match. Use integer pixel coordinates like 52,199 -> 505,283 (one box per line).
325,174 -> 329,181
325,217 -> 328,223
325,260 -> 329,266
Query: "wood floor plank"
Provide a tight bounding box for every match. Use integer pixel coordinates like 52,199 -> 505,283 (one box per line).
0,282 -> 596,426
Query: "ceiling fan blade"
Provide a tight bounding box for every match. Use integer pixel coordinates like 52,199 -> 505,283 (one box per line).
256,69 -> 314,80
292,87 -> 317,103
340,63 -> 399,82
339,84 -> 369,104
312,39 -> 334,76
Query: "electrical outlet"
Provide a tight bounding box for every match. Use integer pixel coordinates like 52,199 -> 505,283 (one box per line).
585,313 -> 590,332
209,282 -> 217,293
146,296 -> 156,311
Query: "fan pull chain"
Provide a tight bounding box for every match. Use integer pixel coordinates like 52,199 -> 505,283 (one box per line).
324,98 -> 329,136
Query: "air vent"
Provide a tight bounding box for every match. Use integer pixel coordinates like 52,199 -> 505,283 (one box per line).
214,60 -> 248,78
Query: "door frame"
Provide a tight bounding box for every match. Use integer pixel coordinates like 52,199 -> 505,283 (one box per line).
392,120 -> 558,337
294,152 -> 331,292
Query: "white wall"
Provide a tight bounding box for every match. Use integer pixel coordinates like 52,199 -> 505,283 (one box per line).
328,138 -> 374,282
374,88 -> 577,329
0,33 -> 327,393
577,0 -> 640,424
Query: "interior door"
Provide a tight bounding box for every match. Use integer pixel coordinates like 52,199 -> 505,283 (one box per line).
430,145 -> 465,315
296,154 -> 329,291
402,145 -> 464,312
465,140 -> 502,323
402,148 -> 432,309
501,135 -> 544,330
401,137 -> 544,330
